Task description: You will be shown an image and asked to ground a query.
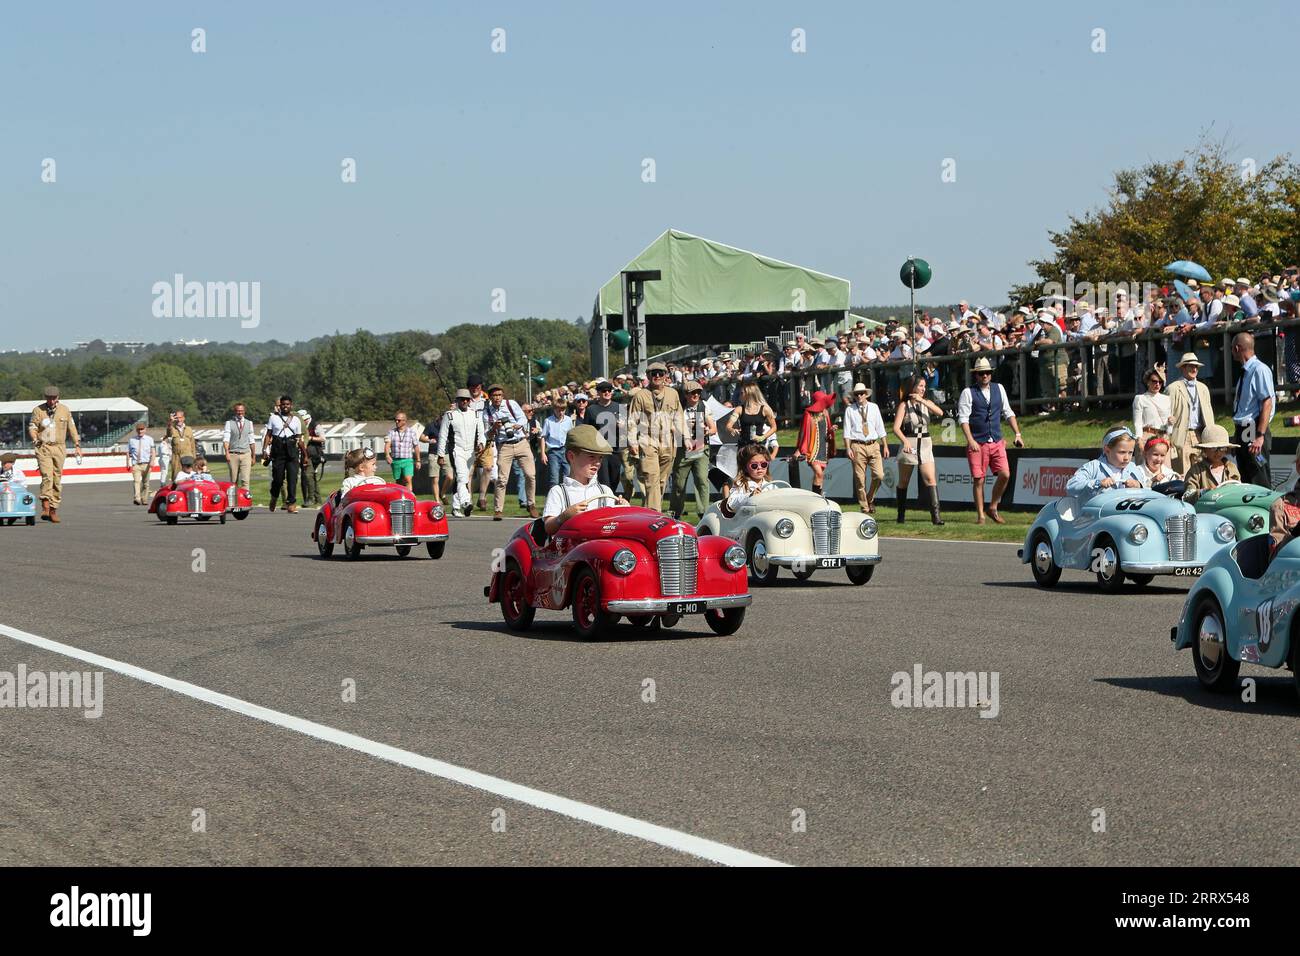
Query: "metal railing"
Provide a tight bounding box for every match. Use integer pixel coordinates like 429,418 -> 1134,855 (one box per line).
693,317 -> 1300,425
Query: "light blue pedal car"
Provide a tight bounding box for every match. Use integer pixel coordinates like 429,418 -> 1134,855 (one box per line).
1019,482 -> 1234,592
1171,530 -> 1299,700
0,478 -> 37,526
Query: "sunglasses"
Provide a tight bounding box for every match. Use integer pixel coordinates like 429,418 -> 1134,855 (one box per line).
975,370 -> 992,375
649,370 -> 667,377
747,461 -> 770,470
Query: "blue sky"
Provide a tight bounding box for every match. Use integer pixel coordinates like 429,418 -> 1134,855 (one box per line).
2,0 -> 1293,350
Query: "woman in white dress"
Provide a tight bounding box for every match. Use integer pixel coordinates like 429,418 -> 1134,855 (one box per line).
1131,367 -> 1173,452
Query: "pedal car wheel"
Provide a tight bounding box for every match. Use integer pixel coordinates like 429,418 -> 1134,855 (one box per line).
1291,628 -> 1299,701
315,518 -> 334,558
625,615 -> 654,628
26,516 -> 36,526
195,515 -> 211,521
1191,596 -> 1240,692
846,564 -> 875,586
155,509 -> 168,523
1128,573 -> 1154,587
426,541 -> 446,559
747,533 -> 780,586
1093,536 -> 1125,593
1030,531 -> 1061,588
499,560 -> 535,631
705,607 -> 745,636
166,515 -> 178,525
792,567 -> 816,581
396,545 -> 412,557
343,522 -> 364,560
570,567 -> 616,639
233,509 -> 249,520
219,513 -> 227,524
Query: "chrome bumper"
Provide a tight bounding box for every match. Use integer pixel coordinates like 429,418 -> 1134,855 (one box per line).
606,593 -> 753,613
769,554 -> 882,567
1121,561 -> 1204,574
356,533 -> 449,545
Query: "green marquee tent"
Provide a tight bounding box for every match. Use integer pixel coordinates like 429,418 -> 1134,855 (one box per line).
597,229 -> 850,345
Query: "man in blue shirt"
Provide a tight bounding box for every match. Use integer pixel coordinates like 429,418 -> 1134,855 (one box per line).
1231,331 -> 1275,488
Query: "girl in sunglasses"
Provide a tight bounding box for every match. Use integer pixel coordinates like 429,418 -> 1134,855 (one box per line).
720,444 -> 775,518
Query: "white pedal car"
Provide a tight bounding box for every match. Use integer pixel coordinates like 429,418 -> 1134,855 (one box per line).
697,482 -> 881,585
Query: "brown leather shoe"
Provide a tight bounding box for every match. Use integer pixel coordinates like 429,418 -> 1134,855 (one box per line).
527,506 -> 539,519
987,507 -> 1006,525
40,500 -> 50,521
268,499 -> 277,512
49,507 -> 60,523
286,504 -> 299,514
493,511 -> 503,521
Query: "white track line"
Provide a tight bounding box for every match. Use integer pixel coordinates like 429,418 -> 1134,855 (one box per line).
0,623 -> 788,868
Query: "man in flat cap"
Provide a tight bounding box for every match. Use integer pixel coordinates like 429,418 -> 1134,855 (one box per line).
27,386 -> 81,523
669,380 -> 715,519
626,361 -> 686,512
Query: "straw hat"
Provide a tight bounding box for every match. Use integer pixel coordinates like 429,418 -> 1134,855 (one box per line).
1195,424 -> 1238,449
1176,352 -> 1203,368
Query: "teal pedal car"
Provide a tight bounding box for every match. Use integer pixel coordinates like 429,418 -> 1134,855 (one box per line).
1191,482 -> 1279,541
1020,481 -> 1235,592
1171,528 -> 1300,701
0,477 -> 37,526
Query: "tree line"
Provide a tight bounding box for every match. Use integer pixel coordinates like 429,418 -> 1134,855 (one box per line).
0,318 -> 591,423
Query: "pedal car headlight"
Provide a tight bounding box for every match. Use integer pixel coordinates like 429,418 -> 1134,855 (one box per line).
724,545 -> 747,571
167,493 -> 179,503
611,548 -> 637,574
360,506 -> 376,522
1215,520 -> 1235,544
1128,523 -> 1148,545
1248,513 -> 1264,533
858,517 -> 878,539
211,492 -> 224,505
774,518 -> 795,538
22,495 -> 33,505
430,504 -> 444,520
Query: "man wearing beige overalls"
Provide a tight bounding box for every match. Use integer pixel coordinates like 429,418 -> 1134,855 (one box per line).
164,409 -> 197,481
27,386 -> 81,524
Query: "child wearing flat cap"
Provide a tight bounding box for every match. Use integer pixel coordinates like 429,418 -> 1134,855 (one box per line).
541,425 -> 628,536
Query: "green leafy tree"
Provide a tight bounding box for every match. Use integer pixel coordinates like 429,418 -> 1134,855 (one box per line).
130,363 -> 196,422
1009,141 -> 1300,306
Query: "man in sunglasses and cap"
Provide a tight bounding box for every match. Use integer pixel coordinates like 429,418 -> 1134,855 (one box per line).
27,385 -> 81,523
437,388 -> 487,517
626,361 -> 686,512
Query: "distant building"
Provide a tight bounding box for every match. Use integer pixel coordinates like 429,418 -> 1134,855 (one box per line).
73,340 -> 147,354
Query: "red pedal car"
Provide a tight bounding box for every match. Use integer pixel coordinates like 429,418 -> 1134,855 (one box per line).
149,479 -> 251,524
313,483 -> 448,559
486,497 -> 752,638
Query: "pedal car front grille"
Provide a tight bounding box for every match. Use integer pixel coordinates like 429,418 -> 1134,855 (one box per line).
0,488 -> 15,512
811,510 -> 841,555
657,534 -> 698,596
389,498 -> 415,536
1164,513 -> 1196,562
187,489 -> 203,512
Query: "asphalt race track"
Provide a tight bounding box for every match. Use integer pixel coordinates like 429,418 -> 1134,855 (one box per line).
1,483 -> 1295,866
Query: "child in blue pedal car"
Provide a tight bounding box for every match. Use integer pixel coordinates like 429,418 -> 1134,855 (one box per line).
1066,427 -> 1144,503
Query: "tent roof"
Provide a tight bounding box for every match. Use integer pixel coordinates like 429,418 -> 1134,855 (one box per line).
598,229 -> 849,319
0,397 -> 148,415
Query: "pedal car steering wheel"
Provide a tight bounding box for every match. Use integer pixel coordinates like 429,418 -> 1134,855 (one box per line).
582,494 -> 623,510
767,480 -> 792,489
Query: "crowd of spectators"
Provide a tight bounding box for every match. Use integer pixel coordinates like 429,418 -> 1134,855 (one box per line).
577,270 -> 1300,424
